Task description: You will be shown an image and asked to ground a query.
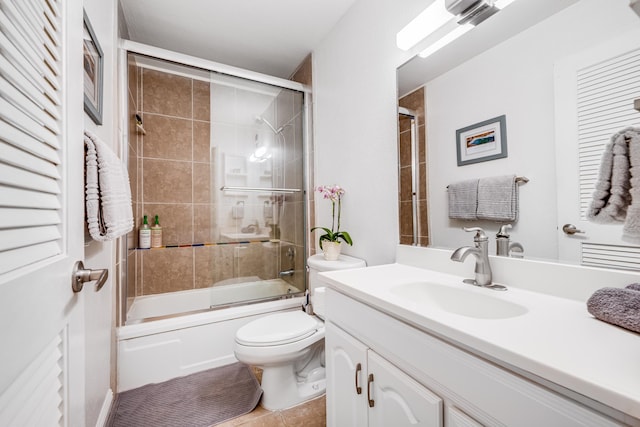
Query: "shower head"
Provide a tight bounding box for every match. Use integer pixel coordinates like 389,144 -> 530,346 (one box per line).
255,115 -> 283,134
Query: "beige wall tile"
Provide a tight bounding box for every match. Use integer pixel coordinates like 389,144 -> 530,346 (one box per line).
142,159 -> 192,203
142,114 -> 193,161
142,203 -> 193,245
193,162 -> 211,203
193,121 -> 211,162
193,79 -> 210,121
194,204 -> 213,244
142,69 -> 192,118
141,247 -> 194,295
195,245 -> 235,289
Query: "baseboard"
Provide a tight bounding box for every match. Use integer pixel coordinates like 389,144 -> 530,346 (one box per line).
95,388 -> 114,427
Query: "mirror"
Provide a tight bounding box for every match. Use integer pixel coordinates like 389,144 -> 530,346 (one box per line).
397,0 -> 640,264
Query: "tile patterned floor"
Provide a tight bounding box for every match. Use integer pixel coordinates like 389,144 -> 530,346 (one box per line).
215,367 -> 326,426
214,395 -> 326,427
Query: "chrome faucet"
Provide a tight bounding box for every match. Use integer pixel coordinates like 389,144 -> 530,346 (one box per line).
451,227 -> 505,290
496,224 -> 524,258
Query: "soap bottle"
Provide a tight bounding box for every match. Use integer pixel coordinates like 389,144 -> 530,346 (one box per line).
139,215 -> 151,249
151,215 -> 163,248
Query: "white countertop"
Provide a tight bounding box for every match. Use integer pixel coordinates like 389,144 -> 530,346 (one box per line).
319,262 -> 640,420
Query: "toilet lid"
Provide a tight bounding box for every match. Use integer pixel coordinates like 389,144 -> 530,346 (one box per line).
236,311 -> 320,346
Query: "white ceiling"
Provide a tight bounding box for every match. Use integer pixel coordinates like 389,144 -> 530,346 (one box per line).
119,0 -> 358,79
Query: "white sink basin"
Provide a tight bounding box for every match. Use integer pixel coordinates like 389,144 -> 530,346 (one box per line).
390,282 -> 528,319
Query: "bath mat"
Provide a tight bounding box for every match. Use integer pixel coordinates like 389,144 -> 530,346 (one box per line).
106,362 -> 262,427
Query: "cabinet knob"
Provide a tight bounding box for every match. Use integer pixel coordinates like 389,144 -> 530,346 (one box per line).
355,363 -> 362,395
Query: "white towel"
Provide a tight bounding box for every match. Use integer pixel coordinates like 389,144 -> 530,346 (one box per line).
84,130 -> 134,241
476,174 -> 518,222
448,179 -> 478,220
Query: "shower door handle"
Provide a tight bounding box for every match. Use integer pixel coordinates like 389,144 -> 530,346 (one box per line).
72,261 -> 109,292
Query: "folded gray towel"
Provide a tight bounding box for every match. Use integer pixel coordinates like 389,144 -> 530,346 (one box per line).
587,287 -> 640,333
448,179 -> 478,220
476,174 -> 518,222
626,283 -> 640,291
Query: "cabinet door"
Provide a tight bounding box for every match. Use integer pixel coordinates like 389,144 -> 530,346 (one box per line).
446,406 -> 484,427
368,351 -> 443,427
326,321 -> 369,427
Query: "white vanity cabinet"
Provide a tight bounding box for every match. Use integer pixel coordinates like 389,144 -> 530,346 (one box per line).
326,321 -> 443,426
325,288 -> 625,427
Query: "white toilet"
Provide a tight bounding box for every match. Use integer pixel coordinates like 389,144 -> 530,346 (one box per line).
234,253 -> 366,410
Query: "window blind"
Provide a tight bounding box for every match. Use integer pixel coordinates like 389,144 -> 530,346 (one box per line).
0,0 -> 63,275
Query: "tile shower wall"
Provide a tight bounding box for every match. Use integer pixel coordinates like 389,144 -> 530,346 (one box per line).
398,87 -> 429,246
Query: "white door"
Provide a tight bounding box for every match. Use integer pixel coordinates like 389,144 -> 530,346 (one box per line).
326,321 -> 369,427
0,0 -> 87,425
555,29 -> 640,267
368,351 -> 443,427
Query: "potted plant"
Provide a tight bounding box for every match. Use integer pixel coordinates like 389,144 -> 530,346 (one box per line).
312,185 -> 353,260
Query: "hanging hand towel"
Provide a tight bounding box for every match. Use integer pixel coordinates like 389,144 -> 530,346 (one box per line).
622,128 -> 640,242
476,174 -> 518,222
587,127 -> 640,242
447,179 -> 478,220
587,128 -> 633,223
85,130 -> 134,241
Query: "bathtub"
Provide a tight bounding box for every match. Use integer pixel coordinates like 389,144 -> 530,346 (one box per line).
117,279 -> 304,392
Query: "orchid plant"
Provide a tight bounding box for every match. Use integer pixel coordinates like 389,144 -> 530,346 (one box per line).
311,185 -> 353,249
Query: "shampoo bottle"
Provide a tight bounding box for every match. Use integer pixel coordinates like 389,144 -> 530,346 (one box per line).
139,215 -> 151,249
151,215 -> 163,248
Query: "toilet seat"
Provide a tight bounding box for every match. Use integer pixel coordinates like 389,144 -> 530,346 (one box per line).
236,311 -> 321,346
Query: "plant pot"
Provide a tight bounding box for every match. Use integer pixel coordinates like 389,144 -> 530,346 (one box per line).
322,241 -> 342,261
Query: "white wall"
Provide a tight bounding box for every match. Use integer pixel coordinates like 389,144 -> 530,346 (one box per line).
314,0 -> 640,265
313,0 -> 425,266
82,0 -> 119,425
426,0 -> 640,258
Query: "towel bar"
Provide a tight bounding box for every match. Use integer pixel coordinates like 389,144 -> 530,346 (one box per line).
447,176 -> 529,189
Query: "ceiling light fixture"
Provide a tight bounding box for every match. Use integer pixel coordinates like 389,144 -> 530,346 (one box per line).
396,1 -> 453,51
397,0 -> 522,59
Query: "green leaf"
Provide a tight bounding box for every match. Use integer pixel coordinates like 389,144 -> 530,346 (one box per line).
335,231 -> 353,246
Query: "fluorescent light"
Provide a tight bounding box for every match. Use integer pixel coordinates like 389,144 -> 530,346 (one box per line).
417,23 -> 473,58
396,0 -> 453,51
494,0 -> 518,8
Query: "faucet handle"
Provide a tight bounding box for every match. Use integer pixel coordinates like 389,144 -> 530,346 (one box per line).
462,227 -> 488,241
497,224 -> 512,238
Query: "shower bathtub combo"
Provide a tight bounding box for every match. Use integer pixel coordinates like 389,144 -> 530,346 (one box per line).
118,41 -> 310,391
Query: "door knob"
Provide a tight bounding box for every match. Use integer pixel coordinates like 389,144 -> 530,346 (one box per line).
72,261 -> 108,292
562,224 -> 585,235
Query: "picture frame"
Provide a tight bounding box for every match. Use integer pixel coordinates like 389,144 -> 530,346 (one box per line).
455,115 -> 507,166
83,10 -> 103,125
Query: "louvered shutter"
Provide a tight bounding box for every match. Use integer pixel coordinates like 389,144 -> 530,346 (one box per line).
577,48 -> 640,218
0,0 -> 63,275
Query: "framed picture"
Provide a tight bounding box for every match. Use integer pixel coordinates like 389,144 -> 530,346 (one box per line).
83,11 -> 103,125
455,115 -> 507,166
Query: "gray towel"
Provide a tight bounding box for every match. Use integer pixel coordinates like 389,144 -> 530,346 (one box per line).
626,283 -> 640,291
623,129 -> 640,242
587,127 -> 640,242
448,179 -> 478,220
476,175 -> 518,222
587,287 -> 640,334
587,128 -> 634,222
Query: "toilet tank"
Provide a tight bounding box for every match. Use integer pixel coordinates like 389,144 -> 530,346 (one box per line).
307,254 -> 366,318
